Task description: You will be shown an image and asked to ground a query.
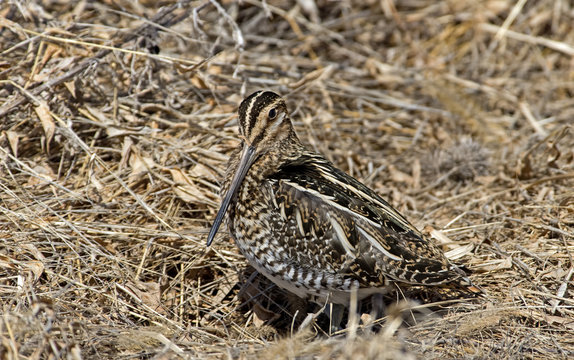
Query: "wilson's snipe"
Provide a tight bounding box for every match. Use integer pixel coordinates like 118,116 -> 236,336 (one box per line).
207,91 -> 482,326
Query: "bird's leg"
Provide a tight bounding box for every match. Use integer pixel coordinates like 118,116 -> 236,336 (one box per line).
370,293 -> 386,323
328,303 -> 346,335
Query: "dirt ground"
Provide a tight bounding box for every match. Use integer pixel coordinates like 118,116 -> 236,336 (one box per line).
1,0 -> 573,359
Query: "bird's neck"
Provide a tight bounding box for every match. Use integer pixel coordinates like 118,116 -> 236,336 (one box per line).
250,131 -> 305,180
222,130 -> 305,196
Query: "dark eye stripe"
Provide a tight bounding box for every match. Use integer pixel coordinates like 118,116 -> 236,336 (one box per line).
238,91 -> 261,136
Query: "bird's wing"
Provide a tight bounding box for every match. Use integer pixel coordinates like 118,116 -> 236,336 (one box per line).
270,153 -> 462,287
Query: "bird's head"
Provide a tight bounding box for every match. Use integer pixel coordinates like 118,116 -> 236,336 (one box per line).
237,90 -> 292,151
206,91 -> 294,246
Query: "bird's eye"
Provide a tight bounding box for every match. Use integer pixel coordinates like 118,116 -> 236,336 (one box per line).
268,108 -> 277,119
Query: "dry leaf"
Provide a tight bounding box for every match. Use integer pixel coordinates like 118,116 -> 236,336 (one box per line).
426,226 -> 451,245
21,243 -> 46,261
169,168 -> 216,205
0,255 -> 16,271
128,148 -> 157,183
34,102 -> 55,151
252,303 -> 281,328
388,164 -> 413,185
210,273 -> 238,306
125,281 -> 164,314
444,243 -> 475,260
189,162 -> 217,179
27,164 -> 56,186
473,257 -> 513,272
40,43 -> 62,70
22,260 -> 45,281
64,80 -> 76,98
5,130 -> 19,156
190,73 -> 208,89
529,311 -> 574,331
0,256 -> 44,282
120,137 -> 133,169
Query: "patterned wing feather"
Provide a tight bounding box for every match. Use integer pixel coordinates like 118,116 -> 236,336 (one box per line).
271,152 -> 464,287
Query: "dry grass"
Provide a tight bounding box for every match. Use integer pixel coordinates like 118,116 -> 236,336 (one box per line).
1,0 -> 573,358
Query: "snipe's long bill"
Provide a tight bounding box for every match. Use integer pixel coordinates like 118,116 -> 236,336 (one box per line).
206,90 -> 482,310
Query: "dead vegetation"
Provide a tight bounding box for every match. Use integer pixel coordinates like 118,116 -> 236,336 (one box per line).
1,0 -> 573,358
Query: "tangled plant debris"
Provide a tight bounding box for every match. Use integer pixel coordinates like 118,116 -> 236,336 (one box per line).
0,1 -> 573,358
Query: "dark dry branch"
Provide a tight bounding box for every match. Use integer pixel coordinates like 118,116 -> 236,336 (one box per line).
0,0 -> 573,359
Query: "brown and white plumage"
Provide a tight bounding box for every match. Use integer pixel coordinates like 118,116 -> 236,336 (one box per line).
206,90 -> 482,310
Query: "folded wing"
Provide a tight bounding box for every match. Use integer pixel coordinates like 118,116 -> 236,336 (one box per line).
270,153 -> 464,288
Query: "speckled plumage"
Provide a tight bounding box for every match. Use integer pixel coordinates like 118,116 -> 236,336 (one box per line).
207,91 -> 481,307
